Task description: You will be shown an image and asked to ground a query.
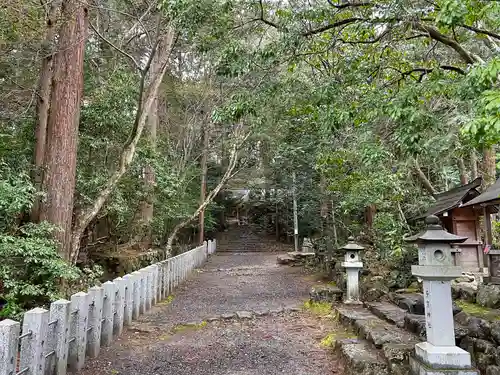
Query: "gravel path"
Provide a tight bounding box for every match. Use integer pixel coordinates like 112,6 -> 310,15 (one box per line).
81,252 -> 343,375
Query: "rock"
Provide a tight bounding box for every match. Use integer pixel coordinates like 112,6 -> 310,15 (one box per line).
390,293 -> 425,315
382,343 -> 413,375
452,284 -> 461,299
467,317 -> 491,339
221,313 -> 235,320
474,338 -> 496,355
461,285 -> 478,303
491,321 -> 500,345
455,311 -> 471,326
404,314 -> 426,338
487,366 -> 500,375
309,284 -> 343,303
453,302 -> 463,315
477,352 -> 496,372
336,338 -> 389,375
254,309 -> 269,316
277,254 -> 294,265
363,288 -> 386,302
477,284 -> 500,309
236,311 -> 253,319
364,301 -> 406,328
270,307 -> 284,314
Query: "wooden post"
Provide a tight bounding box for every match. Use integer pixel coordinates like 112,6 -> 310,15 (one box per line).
87,286 -> 103,358
49,299 -> 71,375
0,319 -> 20,375
484,206 -> 493,276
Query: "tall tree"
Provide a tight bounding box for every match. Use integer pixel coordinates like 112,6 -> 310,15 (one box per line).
39,0 -> 88,259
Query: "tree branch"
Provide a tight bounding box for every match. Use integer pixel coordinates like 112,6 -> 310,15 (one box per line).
327,1 -> 373,9
460,24 -> 500,41
413,22 -> 478,64
302,17 -> 363,36
89,21 -> 142,71
258,0 -> 279,29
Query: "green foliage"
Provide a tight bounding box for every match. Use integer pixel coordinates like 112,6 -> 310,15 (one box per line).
0,223 -> 81,319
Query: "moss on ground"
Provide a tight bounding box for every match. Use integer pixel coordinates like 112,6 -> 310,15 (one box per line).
171,321 -> 207,333
157,294 -> 174,306
303,300 -> 333,316
456,300 -> 500,320
319,328 -> 357,348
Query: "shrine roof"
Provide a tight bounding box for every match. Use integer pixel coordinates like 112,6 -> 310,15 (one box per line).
415,177 -> 482,219
462,177 -> 500,207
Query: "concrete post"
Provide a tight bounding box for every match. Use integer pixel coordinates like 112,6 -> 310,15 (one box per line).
122,274 -> 134,325
113,277 -> 126,336
145,266 -> 153,310
68,292 -> 89,371
101,281 -> 116,347
87,286 -> 104,358
407,215 -> 478,375
0,319 -> 20,375
131,271 -> 142,318
20,308 -> 49,375
49,299 -> 71,375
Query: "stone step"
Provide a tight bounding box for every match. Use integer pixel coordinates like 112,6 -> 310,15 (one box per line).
335,338 -> 389,375
335,304 -> 421,348
334,304 -> 420,375
364,301 -> 407,328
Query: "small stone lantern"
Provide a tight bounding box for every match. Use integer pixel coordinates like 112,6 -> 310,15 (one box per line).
341,237 -> 364,304
406,215 -> 478,375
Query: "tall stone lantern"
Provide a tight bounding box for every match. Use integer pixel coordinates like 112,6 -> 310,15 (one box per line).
341,237 -> 364,304
406,215 -> 478,375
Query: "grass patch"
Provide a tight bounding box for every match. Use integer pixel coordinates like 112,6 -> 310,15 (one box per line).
456,300 -> 500,320
303,300 -> 333,316
157,294 -> 174,306
319,328 -> 357,348
171,321 -> 207,333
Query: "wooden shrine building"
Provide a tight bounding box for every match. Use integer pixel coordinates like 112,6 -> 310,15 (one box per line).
462,177 -> 500,283
416,177 -> 483,272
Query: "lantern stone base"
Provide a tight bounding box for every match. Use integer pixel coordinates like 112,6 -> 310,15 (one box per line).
410,342 -> 478,375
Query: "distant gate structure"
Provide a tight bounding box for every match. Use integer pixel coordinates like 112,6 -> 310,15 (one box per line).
414,177 -> 483,272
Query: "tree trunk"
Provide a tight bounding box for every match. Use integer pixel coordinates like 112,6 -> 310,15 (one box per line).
198,121 -> 209,244
413,158 -> 436,195
39,0 -> 87,260
483,146 -> 497,188
471,150 -> 479,179
69,28 -> 176,264
458,157 -> 468,185
166,134 -> 248,256
136,45 -> 161,247
31,1 -> 60,222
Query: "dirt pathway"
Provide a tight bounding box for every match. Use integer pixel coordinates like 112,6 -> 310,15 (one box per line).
81,253 -> 343,375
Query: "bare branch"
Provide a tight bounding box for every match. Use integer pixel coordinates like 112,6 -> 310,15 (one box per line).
327,1 -> 373,9
460,24 -> 500,41
88,21 -> 142,70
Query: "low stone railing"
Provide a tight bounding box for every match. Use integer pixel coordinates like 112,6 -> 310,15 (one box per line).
0,239 -> 217,375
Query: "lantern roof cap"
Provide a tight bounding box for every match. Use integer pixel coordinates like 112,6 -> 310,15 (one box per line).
404,215 -> 468,243
340,236 -> 364,251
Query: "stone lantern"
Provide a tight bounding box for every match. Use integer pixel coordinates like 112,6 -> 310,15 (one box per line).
406,215 -> 478,375
341,237 -> 364,304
